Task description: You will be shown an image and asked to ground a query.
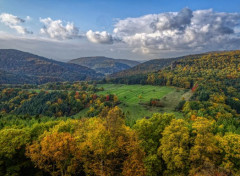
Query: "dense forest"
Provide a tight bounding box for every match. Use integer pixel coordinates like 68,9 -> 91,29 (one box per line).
0,51 -> 240,176
109,51 -> 240,117
0,49 -> 102,84
0,82 -> 117,118
109,53 -> 206,80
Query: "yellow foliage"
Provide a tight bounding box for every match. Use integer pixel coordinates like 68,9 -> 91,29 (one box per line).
26,132 -> 79,176
159,119 -> 190,175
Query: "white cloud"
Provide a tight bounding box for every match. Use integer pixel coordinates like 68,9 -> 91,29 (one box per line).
113,8 -> 240,54
1,8 -> 240,60
40,17 -> 80,40
86,30 -> 113,44
0,13 -> 32,34
25,16 -> 32,21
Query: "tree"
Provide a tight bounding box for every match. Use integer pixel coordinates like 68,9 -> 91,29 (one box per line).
147,74 -> 155,85
76,118 -> 117,176
0,128 -> 30,158
113,95 -> 119,103
122,130 -> 146,176
0,128 -> 32,176
76,108 -> 145,176
218,133 -> 240,175
103,106 -> 125,137
134,113 -> 175,176
189,117 -> 220,175
159,119 -> 190,175
26,132 -> 80,176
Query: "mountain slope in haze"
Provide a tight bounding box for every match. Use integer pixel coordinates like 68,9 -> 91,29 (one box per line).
68,56 -> 140,75
0,49 -> 102,84
0,69 -> 35,84
110,53 -> 207,78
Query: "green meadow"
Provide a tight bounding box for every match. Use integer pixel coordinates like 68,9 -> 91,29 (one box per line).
97,84 -> 190,126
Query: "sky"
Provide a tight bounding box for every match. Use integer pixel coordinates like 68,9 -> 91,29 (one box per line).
0,0 -> 240,61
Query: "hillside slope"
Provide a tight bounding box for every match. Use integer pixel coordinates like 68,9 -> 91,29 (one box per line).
69,56 -> 139,75
110,53 -> 206,78
0,69 -> 35,84
142,50 -> 240,115
0,49 -> 102,84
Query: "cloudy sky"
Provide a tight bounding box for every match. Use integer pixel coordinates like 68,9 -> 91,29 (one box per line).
0,0 -> 240,61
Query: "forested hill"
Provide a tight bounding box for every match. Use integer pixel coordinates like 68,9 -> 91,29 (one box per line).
0,49 -> 102,84
110,53 -> 207,79
0,69 -> 35,84
69,56 -> 139,75
145,50 -> 240,89
117,50 -> 240,115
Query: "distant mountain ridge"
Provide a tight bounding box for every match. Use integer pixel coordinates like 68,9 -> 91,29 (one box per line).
0,49 -> 102,84
68,56 -> 139,75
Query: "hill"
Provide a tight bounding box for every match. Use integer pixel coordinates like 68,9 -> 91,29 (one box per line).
134,50 -> 240,115
110,53 -> 207,79
68,56 -> 139,75
0,69 -> 35,84
0,49 -> 102,84
145,50 -> 240,88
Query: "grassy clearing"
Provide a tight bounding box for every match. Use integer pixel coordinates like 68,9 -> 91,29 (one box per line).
97,84 -> 190,126
73,107 -> 89,119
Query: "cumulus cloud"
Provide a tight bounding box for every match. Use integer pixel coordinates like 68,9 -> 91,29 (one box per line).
113,8 -> 240,54
1,8 -> 240,59
86,30 -> 114,44
40,17 -> 80,40
0,13 -> 32,34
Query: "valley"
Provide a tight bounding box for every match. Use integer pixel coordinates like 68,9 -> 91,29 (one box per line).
97,84 -> 189,126
69,56 -> 139,75
1,1 -> 240,175
0,50 -> 240,176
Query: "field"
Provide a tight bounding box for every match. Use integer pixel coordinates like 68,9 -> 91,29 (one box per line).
22,84 -> 191,126
96,84 -> 191,126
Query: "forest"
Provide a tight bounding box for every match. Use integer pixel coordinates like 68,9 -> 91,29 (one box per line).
0,51 -> 240,176
0,49 -> 102,84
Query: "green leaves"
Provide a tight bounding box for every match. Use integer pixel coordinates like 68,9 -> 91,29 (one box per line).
159,119 -> 190,175
0,128 -> 30,158
134,113 -> 174,175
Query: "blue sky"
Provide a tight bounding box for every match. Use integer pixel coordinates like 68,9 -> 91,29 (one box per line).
0,0 -> 240,61
2,0 -> 240,31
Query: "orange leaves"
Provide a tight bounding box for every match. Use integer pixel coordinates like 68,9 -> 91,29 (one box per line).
26,132 -> 80,176
57,98 -> 63,104
25,108 -> 145,176
192,83 -> 198,92
75,109 -> 145,176
74,91 -> 80,99
191,114 -> 197,121
106,95 -> 110,101
122,137 -> 146,176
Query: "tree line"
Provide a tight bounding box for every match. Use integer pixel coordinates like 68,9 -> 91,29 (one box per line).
0,82 -> 117,118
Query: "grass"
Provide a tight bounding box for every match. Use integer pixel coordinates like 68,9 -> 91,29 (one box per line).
25,83 -> 192,126
96,84 -> 191,126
